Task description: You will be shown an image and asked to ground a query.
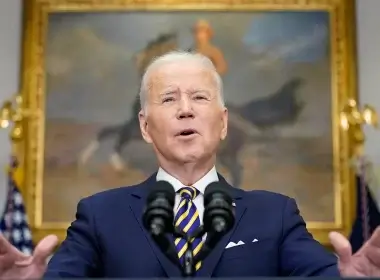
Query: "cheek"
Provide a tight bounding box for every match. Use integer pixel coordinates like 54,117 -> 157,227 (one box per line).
203,116 -> 223,136
148,122 -> 163,138
147,116 -> 171,140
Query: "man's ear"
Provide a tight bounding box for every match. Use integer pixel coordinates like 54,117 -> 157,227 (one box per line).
138,109 -> 152,144
220,107 -> 228,140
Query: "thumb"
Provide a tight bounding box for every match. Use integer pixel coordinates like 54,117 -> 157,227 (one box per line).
329,231 -> 352,265
32,235 -> 59,266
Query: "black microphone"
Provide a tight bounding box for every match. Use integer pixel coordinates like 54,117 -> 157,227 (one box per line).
194,182 -> 235,263
143,181 -> 175,235
203,182 -> 234,234
142,181 -> 181,268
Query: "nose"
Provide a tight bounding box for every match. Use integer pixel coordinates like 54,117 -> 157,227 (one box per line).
176,97 -> 194,119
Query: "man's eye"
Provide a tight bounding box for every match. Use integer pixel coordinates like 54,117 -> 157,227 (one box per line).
163,97 -> 175,103
194,95 -> 207,100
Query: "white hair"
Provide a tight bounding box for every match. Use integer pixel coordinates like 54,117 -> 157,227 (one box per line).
139,50 -> 225,111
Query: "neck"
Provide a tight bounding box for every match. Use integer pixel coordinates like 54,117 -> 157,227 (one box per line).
158,156 -> 215,186
195,41 -> 209,48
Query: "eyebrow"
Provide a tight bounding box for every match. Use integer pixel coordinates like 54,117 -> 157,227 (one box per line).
158,88 -> 211,98
159,91 -> 177,97
192,89 -> 210,93
190,89 -> 212,97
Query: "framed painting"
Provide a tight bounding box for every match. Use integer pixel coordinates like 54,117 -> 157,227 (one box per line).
19,0 -> 358,245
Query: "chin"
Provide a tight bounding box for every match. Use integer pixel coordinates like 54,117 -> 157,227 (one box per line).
175,150 -> 204,164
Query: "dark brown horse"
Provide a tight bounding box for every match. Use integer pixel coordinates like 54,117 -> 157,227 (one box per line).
78,33 -> 178,171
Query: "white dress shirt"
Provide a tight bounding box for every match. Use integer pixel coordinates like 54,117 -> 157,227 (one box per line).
156,166 -> 219,225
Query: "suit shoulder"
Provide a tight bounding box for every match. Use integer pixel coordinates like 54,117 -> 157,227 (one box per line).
81,173 -> 156,205
241,189 -> 293,207
79,183 -> 143,206
238,190 -> 298,224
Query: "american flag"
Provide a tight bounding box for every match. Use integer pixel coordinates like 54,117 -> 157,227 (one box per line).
349,157 -> 380,253
0,156 -> 34,255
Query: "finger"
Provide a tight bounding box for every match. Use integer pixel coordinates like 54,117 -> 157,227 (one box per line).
0,234 -> 26,262
0,255 -> 15,272
367,226 -> 380,247
0,234 -> 15,254
329,231 -> 352,265
365,246 -> 380,267
31,235 -> 58,266
14,256 -> 33,266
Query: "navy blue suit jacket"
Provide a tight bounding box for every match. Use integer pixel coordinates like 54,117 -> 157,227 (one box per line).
45,174 -> 339,277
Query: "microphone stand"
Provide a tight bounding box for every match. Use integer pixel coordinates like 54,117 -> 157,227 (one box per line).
147,225 -> 207,278
173,226 -> 206,278
149,224 -> 229,278
146,201 -> 233,277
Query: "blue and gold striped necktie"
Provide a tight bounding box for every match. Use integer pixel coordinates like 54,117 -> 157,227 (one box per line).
174,186 -> 203,271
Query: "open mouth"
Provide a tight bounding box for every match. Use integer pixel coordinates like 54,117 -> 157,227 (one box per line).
177,129 -> 197,137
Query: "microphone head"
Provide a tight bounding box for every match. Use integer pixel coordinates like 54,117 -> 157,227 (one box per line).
203,181 -> 234,233
204,181 -> 233,206
143,181 -> 175,234
147,180 -> 175,207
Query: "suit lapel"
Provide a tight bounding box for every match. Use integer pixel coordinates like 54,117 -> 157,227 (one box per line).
129,174 -> 182,277
128,172 -> 247,278
197,175 -> 247,277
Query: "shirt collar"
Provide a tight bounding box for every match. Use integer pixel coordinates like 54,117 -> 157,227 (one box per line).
156,166 -> 219,194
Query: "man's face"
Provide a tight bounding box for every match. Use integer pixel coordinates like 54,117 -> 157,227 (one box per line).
138,61 -> 228,165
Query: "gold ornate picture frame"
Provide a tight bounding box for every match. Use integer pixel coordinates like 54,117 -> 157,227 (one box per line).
18,0 -> 357,246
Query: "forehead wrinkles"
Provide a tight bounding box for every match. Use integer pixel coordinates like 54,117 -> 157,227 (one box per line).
150,65 -> 217,92
143,63 -> 222,111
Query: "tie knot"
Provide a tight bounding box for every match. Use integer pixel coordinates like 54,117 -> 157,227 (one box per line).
178,186 -> 199,200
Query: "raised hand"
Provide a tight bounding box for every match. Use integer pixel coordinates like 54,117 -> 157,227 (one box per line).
0,234 -> 58,279
330,226 -> 380,277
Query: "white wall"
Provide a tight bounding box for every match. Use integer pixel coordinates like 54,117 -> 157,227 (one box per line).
0,0 -> 23,210
0,0 -> 379,212
356,1 -> 380,163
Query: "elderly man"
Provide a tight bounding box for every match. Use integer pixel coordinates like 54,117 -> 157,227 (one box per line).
1,51 -> 380,278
